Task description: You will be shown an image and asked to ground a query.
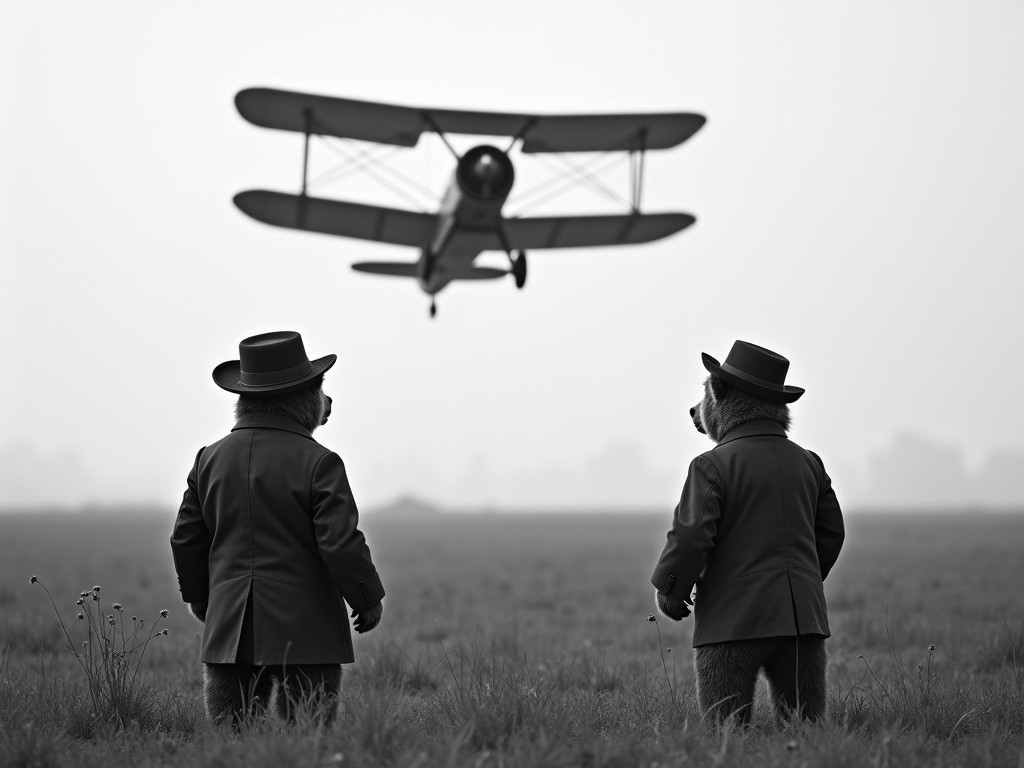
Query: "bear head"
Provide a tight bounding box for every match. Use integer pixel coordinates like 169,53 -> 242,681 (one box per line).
690,374 -> 791,443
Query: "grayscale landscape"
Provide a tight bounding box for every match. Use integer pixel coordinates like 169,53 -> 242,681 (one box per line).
2,508 -> 1022,766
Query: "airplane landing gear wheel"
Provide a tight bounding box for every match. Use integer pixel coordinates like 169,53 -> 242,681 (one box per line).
512,250 -> 527,289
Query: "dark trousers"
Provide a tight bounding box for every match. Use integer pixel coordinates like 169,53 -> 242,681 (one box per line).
203,662 -> 342,728
693,635 -> 827,726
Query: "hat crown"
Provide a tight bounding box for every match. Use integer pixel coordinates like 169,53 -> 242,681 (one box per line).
701,339 -> 803,402
723,340 -> 789,387
212,330 -> 336,395
238,331 -> 313,387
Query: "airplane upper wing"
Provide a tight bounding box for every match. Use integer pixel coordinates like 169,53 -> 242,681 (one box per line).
235,88 -> 705,153
500,213 -> 695,249
233,190 -> 438,248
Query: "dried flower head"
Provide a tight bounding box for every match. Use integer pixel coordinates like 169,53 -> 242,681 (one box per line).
92,586 -> 101,592
78,613 -> 84,620
107,616 -> 115,625
112,603 -> 123,611
29,576 -> 37,584
160,609 -> 168,618
132,616 -> 137,621
161,629 -> 168,635
928,644 -> 936,652
80,591 -> 89,598
647,615 -> 656,623
76,599 -> 84,606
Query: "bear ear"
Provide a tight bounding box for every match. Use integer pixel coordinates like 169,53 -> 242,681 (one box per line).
709,374 -> 728,404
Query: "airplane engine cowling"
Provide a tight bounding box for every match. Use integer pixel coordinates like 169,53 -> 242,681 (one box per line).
456,145 -> 514,201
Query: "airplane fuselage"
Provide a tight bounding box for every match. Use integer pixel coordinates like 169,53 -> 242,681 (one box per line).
417,144 -> 514,295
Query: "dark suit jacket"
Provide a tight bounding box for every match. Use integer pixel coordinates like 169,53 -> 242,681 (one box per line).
170,413 -> 385,664
652,420 -> 844,647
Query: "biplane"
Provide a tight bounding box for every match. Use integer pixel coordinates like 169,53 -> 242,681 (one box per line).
233,88 -> 705,317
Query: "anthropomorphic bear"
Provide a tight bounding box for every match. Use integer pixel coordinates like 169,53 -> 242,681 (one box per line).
651,340 -> 844,725
171,331 -> 385,728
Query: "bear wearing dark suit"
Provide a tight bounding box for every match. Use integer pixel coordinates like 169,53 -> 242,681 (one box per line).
652,341 -> 844,725
171,332 -> 384,728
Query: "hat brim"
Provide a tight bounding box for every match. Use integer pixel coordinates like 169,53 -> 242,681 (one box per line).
702,353 -> 804,403
212,354 -> 337,395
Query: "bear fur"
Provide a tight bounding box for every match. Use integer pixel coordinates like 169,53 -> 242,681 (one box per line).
234,373 -> 331,432
694,635 -> 826,726
658,373 -> 830,725
202,662 -> 343,728
693,373 -> 791,444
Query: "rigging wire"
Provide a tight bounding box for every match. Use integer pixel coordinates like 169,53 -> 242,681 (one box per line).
305,142 -> 402,190
311,137 -> 434,212
511,152 -> 625,207
549,152 -> 634,209
507,153 -> 630,217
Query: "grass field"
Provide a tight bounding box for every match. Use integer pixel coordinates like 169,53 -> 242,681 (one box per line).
1,509 -> 1022,767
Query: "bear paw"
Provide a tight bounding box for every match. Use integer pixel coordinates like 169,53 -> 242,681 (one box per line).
188,601 -> 207,623
656,590 -> 691,621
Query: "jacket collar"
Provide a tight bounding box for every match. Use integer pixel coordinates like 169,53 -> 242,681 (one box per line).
231,413 -> 314,439
715,419 -> 788,447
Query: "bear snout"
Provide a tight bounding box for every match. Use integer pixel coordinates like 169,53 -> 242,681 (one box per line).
690,402 -> 706,434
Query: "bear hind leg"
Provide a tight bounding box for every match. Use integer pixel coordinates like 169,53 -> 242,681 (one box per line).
273,664 -> 343,727
762,635 -> 828,724
694,639 -> 770,727
203,663 -> 274,729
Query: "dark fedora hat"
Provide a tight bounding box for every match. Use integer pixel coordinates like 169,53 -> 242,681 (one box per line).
701,340 -> 804,403
213,331 -> 336,395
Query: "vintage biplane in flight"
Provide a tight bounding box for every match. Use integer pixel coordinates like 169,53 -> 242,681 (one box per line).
233,88 -> 705,316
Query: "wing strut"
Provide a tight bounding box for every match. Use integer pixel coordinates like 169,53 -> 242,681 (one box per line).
301,108 -> 314,195
504,117 -> 537,154
421,112 -> 461,160
629,128 -> 648,213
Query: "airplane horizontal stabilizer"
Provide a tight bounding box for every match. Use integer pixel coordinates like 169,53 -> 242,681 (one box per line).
350,262 -> 508,281
351,261 -> 420,277
438,266 -> 507,281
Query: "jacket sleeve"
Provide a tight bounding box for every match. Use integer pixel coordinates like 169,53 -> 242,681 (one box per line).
809,450 -> 844,580
311,451 -> 385,611
169,448 -> 210,604
651,455 -> 723,598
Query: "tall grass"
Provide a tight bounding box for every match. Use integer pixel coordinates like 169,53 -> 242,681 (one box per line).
3,511 -> 1024,766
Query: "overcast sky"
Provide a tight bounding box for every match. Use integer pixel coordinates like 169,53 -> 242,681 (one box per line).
2,1 -> 1023,511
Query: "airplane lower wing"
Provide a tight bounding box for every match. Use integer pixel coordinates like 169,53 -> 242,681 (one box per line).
500,212 -> 695,250
234,190 -> 438,248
